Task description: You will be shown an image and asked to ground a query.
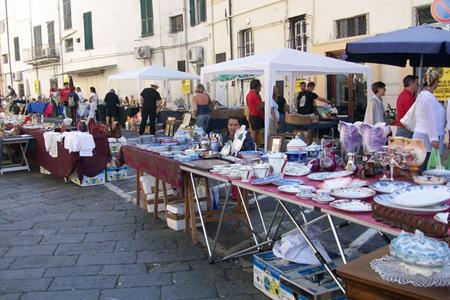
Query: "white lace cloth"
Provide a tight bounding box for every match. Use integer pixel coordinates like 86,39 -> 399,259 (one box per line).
370,255 -> 450,287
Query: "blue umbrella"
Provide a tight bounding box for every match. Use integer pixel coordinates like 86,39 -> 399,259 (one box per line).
345,25 -> 450,67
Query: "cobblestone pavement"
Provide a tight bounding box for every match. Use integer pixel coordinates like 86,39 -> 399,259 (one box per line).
0,168 -> 267,300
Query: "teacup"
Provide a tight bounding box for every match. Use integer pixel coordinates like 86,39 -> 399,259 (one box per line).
253,164 -> 270,179
297,186 -> 315,197
239,166 -> 253,182
316,189 -> 331,201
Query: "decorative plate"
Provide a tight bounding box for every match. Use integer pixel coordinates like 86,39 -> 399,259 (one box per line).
413,175 -> 446,186
283,163 -> 311,177
330,199 -> 372,212
434,212 -> 449,224
331,187 -> 376,199
423,168 -> 450,179
273,179 -> 304,186
311,195 -> 336,203
319,177 -> 352,190
390,185 -> 450,208
369,180 -> 412,194
296,192 -> 315,199
306,170 -> 354,181
349,179 -> 370,187
373,194 -> 449,214
278,185 -> 304,194
251,175 -> 282,186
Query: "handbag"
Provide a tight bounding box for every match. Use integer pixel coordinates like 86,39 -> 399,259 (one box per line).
427,148 -> 442,170
400,102 -> 416,131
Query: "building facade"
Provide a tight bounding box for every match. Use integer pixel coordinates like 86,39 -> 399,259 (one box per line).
0,0 -> 443,120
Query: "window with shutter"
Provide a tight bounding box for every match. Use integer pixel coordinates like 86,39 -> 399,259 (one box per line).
190,0 -> 196,26
13,37 -> 20,61
200,0 -> 206,22
140,0 -> 154,36
83,12 -> 93,50
63,0 -> 72,30
190,0 -> 206,26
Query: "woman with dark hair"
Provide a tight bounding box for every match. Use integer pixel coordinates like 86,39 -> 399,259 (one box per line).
246,79 -> 264,143
413,68 -> 444,171
87,87 -> 98,122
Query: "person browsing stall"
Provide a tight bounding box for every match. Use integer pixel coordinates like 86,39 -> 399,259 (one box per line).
296,82 -> 328,115
247,79 -> 264,144
139,83 -> 162,135
396,75 -> 418,138
221,117 -> 255,151
192,83 -> 212,132
364,81 -> 386,125
104,89 -> 120,128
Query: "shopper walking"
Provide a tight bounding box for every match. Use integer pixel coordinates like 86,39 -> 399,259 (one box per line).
192,83 -> 212,132
104,89 -> 120,128
247,79 -> 264,144
87,87 -> 98,123
395,75 -> 418,138
139,83 -> 162,135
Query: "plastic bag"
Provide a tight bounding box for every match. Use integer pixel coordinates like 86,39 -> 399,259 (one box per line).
443,150 -> 450,170
427,148 -> 442,170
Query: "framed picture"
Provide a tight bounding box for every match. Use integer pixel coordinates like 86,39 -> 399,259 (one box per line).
268,134 -> 284,153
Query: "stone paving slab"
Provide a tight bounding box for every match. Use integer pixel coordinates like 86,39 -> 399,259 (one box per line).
0,169 -> 267,299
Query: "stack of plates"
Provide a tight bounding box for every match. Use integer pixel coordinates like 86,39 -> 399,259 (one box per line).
140,135 -> 155,144
373,185 -> 450,214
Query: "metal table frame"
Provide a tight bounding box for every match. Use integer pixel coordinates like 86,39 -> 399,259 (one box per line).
0,136 -> 33,174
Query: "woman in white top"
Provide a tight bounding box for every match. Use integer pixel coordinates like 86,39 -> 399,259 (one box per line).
413,68 -> 442,169
87,86 -> 98,122
270,86 -> 281,134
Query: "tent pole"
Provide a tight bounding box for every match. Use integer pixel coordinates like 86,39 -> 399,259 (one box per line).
264,69 -> 275,151
366,70 -> 372,109
418,54 -> 423,90
289,72 -> 295,113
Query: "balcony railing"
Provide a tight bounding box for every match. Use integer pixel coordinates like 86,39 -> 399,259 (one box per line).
22,44 -> 60,65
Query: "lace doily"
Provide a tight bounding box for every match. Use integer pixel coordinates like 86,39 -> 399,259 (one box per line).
370,255 -> 450,287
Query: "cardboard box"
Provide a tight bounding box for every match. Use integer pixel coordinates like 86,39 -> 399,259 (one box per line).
40,166 -> 52,175
106,165 -> 128,181
70,170 -> 106,187
253,251 -> 306,300
253,251 -> 342,300
165,200 -> 207,231
109,142 -> 121,154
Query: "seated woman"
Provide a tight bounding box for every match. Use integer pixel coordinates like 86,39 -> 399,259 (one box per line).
221,117 -> 255,151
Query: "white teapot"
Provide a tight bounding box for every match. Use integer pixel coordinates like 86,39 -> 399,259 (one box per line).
268,152 -> 287,175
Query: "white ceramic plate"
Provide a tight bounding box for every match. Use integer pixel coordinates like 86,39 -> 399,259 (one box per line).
306,170 -> 354,181
373,194 -> 449,214
283,163 -> 310,177
311,195 -> 335,203
330,199 -> 372,212
434,212 -> 449,224
331,187 -> 376,199
413,175 -> 446,186
368,180 -> 412,194
277,185 -> 303,194
391,185 -> 450,208
349,179 -> 370,187
319,177 -> 352,190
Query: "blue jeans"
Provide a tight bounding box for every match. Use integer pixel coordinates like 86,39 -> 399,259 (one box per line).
196,114 -> 210,132
396,127 -> 413,138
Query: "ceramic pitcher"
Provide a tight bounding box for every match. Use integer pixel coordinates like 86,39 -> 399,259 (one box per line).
404,138 -> 427,174
268,152 -> 287,175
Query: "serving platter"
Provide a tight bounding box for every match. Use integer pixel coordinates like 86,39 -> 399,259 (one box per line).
330,199 -> 372,212
368,180 -> 412,194
331,187 -> 376,199
373,194 -> 450,214
311,195 -> 336,203
349,179 -> 370,187
413,175 -> 446,186
319,177 -> 352,190
390,185 -> 450,208
273,179 -> 304,186
283,163 -> 311,177
306,170 -> 353,181
251,175 -> 282,186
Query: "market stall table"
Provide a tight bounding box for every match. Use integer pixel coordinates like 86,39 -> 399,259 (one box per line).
21,128 -> 110,179
336,245 -> 448,300
120,145 -> 182,219
0,134 -> 34,174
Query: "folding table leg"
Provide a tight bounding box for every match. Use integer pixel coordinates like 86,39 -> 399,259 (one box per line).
210,183 -> 231,263
162,181 -> 169,217
278,200 -> 346,294
136,170 -> 141,206
184,176 -> 190,235
190,172 -> 211,256
153,177 -> 160,220
189,177 -> 198,244
253,191 -> 267,235
237,187 -> 258,245
327,214 -> 347,264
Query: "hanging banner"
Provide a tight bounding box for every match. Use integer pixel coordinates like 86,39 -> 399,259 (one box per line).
34,80 -> 41,95
181,80 -> 191,95
63,74 -> 70,84
435,68 -> 450,101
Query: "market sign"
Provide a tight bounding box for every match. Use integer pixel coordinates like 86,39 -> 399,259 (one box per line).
435,68 -> 450,100
34,80 -> 41,95
181,80 -> 191,95
294,79 -> 303,93
431,0 -> 450,23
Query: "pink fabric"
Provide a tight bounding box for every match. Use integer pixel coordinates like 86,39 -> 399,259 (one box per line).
44,104 -> 53,117
232,176 -> 450,236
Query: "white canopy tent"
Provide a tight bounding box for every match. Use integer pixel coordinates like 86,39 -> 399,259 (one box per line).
201,48 -> 372,150
107,64 -> 200,100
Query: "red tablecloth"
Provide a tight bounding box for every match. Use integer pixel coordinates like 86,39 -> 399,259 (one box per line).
22,128 -> 111,179
120,145 -> 183,189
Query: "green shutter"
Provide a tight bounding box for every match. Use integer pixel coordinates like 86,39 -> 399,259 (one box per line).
83,12 -> 93,50
14,37 -> 20,61
140,0 -> 153,36
200,0 -> 206,22
190,0 -> 196,26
